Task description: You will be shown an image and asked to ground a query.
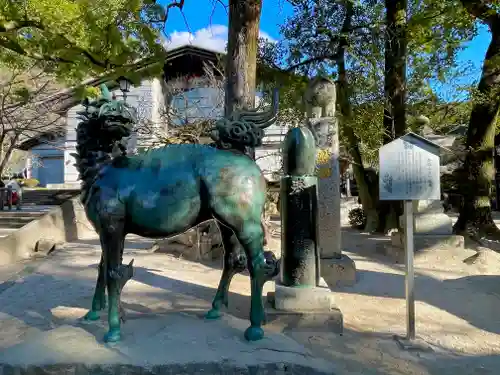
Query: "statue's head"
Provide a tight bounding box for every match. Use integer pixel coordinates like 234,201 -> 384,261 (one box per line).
80,84 -> 137,141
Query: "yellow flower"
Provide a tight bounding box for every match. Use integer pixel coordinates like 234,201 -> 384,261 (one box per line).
316,148 -> 331,166
316,149 -> 332,178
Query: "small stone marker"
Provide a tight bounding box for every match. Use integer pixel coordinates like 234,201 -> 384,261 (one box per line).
379,132 -> 439,352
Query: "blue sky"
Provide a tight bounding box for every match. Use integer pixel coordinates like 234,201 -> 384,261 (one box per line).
161,0 -> 491,96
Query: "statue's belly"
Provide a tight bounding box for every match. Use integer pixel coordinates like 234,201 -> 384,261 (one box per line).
125,176 -> 202,235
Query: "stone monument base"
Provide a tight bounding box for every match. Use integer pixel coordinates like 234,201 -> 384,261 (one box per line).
265,280 -> 343,334
390,232 -> 464,250
385,232 -> 465,262
320,254 -> 357,288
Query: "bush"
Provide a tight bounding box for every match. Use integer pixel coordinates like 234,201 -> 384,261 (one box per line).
18,178 -> 39,188
348,207 -> 366,229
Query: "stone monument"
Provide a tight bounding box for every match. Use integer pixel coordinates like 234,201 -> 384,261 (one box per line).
380,131 -> 465,258
305,76 -> 356,287
391,198 -> 464,252
266,125 -> 343,334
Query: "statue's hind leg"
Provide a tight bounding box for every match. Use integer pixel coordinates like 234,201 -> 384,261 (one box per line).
206,224 -> 247,320
214,216 -> 279,341
84,252 -> 107,321
239,219 -> 279,341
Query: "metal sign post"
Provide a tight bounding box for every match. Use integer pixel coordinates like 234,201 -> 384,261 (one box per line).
403,200 -> 415,341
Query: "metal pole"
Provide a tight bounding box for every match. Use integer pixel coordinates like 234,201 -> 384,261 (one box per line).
404,200 -> 415,340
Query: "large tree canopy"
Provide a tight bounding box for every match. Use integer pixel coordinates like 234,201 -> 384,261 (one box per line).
0,0 -> 185,82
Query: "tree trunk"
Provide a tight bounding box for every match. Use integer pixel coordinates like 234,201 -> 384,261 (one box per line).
336,0 -> 379,232
454,11 -> 500,237
0,135 -> 19,179
381,0 -> 408,232
225,0 -> 262,118
226,0 -> 269,243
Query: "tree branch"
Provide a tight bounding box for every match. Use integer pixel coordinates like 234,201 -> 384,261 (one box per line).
460,0 -> 500,27
285,53 -> 341,72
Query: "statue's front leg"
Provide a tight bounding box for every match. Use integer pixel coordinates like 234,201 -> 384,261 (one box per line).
106,259 -> 133,342
84,253 -> 107,321
97,221 -> 131,343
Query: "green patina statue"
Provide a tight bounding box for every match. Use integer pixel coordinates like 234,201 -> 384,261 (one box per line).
74,84 -> 279,343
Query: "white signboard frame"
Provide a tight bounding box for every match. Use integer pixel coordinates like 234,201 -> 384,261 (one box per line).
379,133 -> 441,201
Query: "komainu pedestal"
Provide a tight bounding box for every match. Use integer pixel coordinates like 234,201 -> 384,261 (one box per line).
306,77 -> 356,288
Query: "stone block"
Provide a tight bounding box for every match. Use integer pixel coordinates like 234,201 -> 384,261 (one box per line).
414,199 -> 445,214
273,281 -> 335,311
399,213 -> 453,235
0,314 -> 335,375
152,222 -> 223,262
414,213 -> 453,234
320,254 -> 357,288
266,282 -> 343,334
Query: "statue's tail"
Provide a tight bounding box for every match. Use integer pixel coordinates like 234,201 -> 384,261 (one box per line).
71,84 -> 137,203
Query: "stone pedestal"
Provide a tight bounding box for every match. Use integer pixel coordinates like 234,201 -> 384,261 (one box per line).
312,117 -> 356,287
265,279 -> 343,333
315,117 -> 342,258
400,200 -> 453,235
387,199 -> 464,260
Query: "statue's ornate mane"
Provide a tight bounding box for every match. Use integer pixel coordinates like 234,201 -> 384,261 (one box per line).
210,89 -> 279,151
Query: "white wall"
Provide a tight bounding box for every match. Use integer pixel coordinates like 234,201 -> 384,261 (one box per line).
64,80 -> 157,183
255,123 -> 288,181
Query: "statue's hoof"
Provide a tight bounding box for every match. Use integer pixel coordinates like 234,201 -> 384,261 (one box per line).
104,329 -> 121,343
205,309 -> 222,320
244,326 -> 264,341
83,310 -> 100,321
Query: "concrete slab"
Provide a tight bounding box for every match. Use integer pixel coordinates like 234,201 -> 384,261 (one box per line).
0,313 -> 335,374
0,239 -> 338,375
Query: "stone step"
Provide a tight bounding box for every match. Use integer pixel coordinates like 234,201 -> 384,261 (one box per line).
0,221 -> 32,229
0,211 -> 44,218
0,227 -> 18,238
